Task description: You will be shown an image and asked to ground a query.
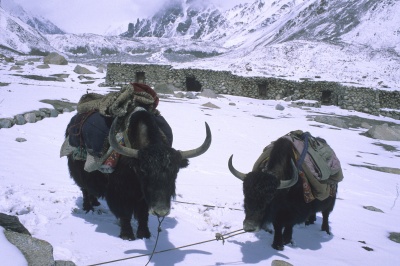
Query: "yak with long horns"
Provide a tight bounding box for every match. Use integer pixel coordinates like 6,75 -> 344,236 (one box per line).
65,109 -> 211,240
229,136 -> 338,250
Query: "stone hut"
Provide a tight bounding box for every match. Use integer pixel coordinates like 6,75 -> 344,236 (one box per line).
105,63 -> 400,120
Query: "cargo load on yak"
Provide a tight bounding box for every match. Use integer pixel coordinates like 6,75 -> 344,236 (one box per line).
252,130 -> 344,202
60,83 -> 173,173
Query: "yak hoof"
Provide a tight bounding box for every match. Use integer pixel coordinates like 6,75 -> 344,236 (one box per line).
119,232 -> 135,241
272,243 -> 284,251
137,227 -> 151,239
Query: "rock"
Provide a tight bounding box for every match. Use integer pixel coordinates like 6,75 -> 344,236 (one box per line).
185,92 -> 197,99
43,52 -> 68,65
275,103 -> 285,111
389,232 -> 400,243
0,118 -> 13,128
16,138 -> 27,142
74,65 -> 95,74
271,260 -> 293,266
154,83 -> 176,94
0,213 -> 30,235
10,66 -> 22,71
14,114 -> 27,125
198,88 -> 219,98
314,115 -> 349,129
363,206 -> 384,213
202,102 -> 220,109
36,64 -> 50,69
24,113 -> 37,123
1,213 -> 76,266
174,92 -> 185,98
50,109 -> 59,117
365,123 -> 400,141
229,102 -> 236,106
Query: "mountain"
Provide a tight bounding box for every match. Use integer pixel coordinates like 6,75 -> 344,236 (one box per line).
0,6 -> 55,55
121,0 -> 227,39
1,0 -> 65,35
1,0 -> 399,90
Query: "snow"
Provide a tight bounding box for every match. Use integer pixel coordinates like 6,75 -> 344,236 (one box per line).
1,57 -> 400,266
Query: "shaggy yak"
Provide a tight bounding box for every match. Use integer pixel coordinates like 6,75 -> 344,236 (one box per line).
228,136 -> 339,250
65,110 -> 212,240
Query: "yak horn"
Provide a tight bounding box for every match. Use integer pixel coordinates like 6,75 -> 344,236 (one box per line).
179,122 -> 212,159
228,155 -> 247,181
277,159 -> 299,189
109,116 -> 139,158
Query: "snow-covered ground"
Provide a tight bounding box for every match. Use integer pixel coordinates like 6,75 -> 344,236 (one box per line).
1,58 -> 400,265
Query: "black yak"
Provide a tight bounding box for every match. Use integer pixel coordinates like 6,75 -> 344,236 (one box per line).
65,110 -> 211,240
228,135 -> 340,250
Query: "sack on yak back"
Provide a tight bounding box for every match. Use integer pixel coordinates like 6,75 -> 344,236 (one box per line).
286,130 -> 344,184
252,130 -> 343,201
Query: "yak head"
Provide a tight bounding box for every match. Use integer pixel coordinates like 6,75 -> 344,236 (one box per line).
109,110 -> 211,217
228,137 -> 298,232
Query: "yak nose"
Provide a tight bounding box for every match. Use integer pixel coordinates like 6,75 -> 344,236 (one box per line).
151,206 -> 170,217
243,220 -> 260,232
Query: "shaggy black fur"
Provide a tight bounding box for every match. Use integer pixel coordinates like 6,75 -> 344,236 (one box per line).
66,111 -> 189,240
242,137 -> 337,250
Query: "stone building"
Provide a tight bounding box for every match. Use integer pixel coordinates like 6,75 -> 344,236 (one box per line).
105,63 -> 400,120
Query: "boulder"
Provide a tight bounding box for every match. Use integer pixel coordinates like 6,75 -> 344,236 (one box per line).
43,52 -> 68,65
365,123 -> 400,141
74,65 -> 95,74
198,89 -> 219,98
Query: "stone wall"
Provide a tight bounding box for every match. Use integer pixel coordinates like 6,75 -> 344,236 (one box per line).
105,63 -> 400,119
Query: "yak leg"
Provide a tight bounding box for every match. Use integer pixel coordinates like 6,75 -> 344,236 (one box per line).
272,222 -> 285,250
321,209 -> 331,234
134,200 -> 151,239
81,189 -> 95,212
305,213 -> 316,225
282,225 -> 294,245
119,217 -> 135,240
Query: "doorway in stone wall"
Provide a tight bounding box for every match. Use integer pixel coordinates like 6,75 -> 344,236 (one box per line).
258,84 -> 267,97
321,90 -> 335,105
186,77 -> 202,92
136,72 -> 145,84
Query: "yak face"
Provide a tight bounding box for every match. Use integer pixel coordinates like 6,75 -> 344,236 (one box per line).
242,171 -> 280,232
136,145 -> 189,217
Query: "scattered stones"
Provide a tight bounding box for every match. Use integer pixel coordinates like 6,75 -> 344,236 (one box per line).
365,123 -> 400,141
271,260 -> 293,266
363,206 -> 384,213
185,92 -> 197,99
43,52 -> 68,65
202,102 -> 220,109
314,115 -> 349,129
389,232 -> 400,243
24,113 -> 37,123
36,64 -> 50,69
198,88 -> 219,98
275,103 -> 285,110
154,83 -> 176,94
74,65 -> 95,74
0,213 -> 76,265
351,163 -> 400,175
0,118 -> 13,128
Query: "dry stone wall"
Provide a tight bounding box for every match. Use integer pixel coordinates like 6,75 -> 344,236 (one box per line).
105,63 -> 400,119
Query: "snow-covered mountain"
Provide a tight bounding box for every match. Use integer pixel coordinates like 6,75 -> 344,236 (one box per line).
1,0 -> 400,90
1,0 -> 65,35
0,6 -> 55,55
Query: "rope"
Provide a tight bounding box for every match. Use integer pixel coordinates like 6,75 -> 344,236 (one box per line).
296,132 -> 310,171
145,216 -> 165,266
86,229 -> 245,266
172,200 -> 243,211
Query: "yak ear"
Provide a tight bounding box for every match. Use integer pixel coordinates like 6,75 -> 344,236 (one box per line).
179,158 -> 189,169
